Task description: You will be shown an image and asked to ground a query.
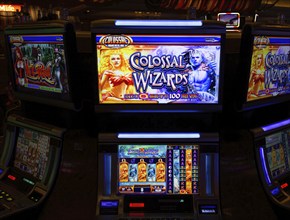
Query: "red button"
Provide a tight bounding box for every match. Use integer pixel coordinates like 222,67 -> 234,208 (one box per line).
281,183 -> 288,189
7,175 -> 16,181
129,203 -> 144,208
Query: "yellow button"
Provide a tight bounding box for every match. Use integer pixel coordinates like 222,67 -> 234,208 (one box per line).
6,197 -> 13,202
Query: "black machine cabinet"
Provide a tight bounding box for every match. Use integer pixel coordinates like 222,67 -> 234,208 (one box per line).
97,132 -> 221,220
0,114 -> 65,219
4,21 -> 83,111
251,119 -> 290,211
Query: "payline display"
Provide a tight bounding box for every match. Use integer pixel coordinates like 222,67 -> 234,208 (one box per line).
13,126 -> 51,182
96,34 -> 221,105
264,129 -> 290,180
247,35 -> 290,103
118,144 -> 199,195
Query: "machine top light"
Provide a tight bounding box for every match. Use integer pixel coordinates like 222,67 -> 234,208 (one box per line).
262,119 -> 290,132
117,133 -> 201,139
115,20 -> 203,27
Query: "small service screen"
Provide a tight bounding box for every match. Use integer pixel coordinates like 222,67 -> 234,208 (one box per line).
247,36 -> 290,102
96,34 -> 221,104
8,34 -> 69,95
13,127 -> 51,181
265,129 -> 290,179
217,12 -> 240,28
118,145 -> 199,195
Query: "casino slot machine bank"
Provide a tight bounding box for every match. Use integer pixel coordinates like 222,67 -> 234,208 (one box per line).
92,19 -> 226,219
0,21 -> 97,219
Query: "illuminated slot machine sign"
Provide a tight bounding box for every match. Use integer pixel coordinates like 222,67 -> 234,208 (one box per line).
252,118 -> 290,208
0,4 -> 22,12
237,24 -> 290,110
91,20 -> 226,112
4,21 -> 81,110
0,114 -> 64,218
97,132 -> 221,219
118,144 -> 199,195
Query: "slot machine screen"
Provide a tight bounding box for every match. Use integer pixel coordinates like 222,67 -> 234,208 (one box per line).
5,21 -> 81,109
247,36 -> 290,102
7,34 -> 69,98
118,144 -> 199,195
237,24 -> 290,110
92,20 -> 226,112
264,129 -> 290,179
13,127 -> 51,181
217,12 -> 240,29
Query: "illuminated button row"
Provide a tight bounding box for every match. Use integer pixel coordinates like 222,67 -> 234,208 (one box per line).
0,190 -> 14,202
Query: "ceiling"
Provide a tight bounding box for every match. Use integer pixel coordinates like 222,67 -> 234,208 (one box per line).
2,0 -> 290,23
5,0 -> 150,9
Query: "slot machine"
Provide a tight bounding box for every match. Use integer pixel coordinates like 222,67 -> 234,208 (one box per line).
2,21 -> 97,220
4,20 -> 82,112
251,118 -> 290,216
0,114 -> 65,219
97,132 -> 220,220
240,23 -> 290,218
220,23 -> 290,220
91,19 -> 226,219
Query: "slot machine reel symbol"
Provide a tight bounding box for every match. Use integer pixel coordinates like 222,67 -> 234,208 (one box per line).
119,159 -> 129,182
138,159 -> 147,182
156,159 -> 166,182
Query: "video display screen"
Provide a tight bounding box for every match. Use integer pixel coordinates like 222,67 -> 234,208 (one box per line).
217,12 -> 240,28
247,36 -> 290,102
118,145 -> 199,195
13,127 -> 51,181
8,34 -> 69,95
96,34 -> 221,104
265,129 -> 290,179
